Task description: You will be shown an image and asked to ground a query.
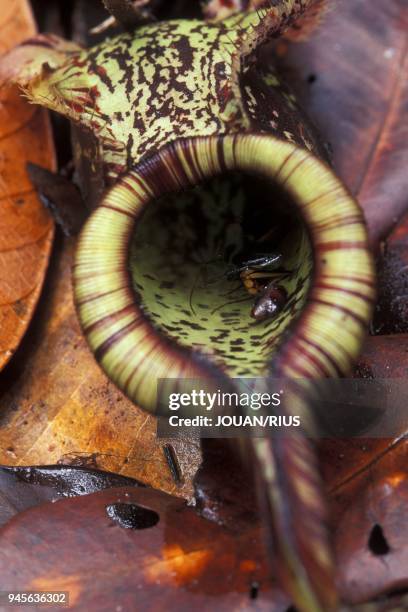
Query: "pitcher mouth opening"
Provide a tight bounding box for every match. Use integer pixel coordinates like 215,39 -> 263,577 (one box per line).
74,134 -> 375,412
129,168 -> 312,378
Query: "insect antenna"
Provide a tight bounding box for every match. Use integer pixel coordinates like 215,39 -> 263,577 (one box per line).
189,268 -> 202,317
211,294 -> 253,315
220,282 -> 245,298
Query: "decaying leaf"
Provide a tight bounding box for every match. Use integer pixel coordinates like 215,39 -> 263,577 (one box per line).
320,334 -> 408,497
0,0 -> 55,370
0,474 -> 407,610
0,464 -> 143,528
373,210 -> 408,334
0,485 -> 290,611
320,335 -> 408,604
331,437 -> 408,605
276,0 -> 408,245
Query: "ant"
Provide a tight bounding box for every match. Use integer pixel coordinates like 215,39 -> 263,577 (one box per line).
226,253 -> 289,321
188,248 -> 289,322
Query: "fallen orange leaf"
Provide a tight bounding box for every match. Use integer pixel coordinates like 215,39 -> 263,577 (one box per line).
0,0 -> 55,370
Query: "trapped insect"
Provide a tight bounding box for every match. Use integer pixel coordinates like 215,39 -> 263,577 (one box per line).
227,253 -> 289,320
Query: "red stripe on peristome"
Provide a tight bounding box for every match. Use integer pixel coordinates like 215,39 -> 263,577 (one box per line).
314,240 -> 367,252
313,214 -> 365,232
75,285 -> 130,307
305,185 -> 343,207
94,317 -> 142,362
216,136 -> 228,173
291,337 -> 334,377
279,155 -> 308,187
83,304 -> 139,335
191,139 -> 207,182
320,274 -> 375,288
279,355 -> 319,379
273,147 -> 299,181
75,270 -> 128,283
109,325 -> 154,380
126,171 -> 152,202
167,145 -> 191,189
139,148 -> 185,196
313,282 -> 374,303
20,37 -> 57,49
119,180 -> 141,201
310,297 -> 367,327
179,140 -> 202,185
296,333 -> 344,377
100,203 -> 134,219
123,335 -> 164,395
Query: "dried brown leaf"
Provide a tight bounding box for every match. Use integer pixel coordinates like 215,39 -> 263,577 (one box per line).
0,0 -> 55,370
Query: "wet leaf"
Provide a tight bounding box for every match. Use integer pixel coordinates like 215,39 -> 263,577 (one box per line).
276,0 -> 408,246
373,211 -> 408,334
320,334 -> 408,498
0,0 -> 55,370
355,334 -> 408,380
331,437 -> 408,604
317,335 -> 408,604
195,440 -> 258,528
320,334 -> 408,490
0,464 -> 143,528
0,477 -> 406,610
0,485 -> 289,611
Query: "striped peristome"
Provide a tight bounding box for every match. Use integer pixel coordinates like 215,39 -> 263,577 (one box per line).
75,134 -> 374,406
74,133 -> 374,612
